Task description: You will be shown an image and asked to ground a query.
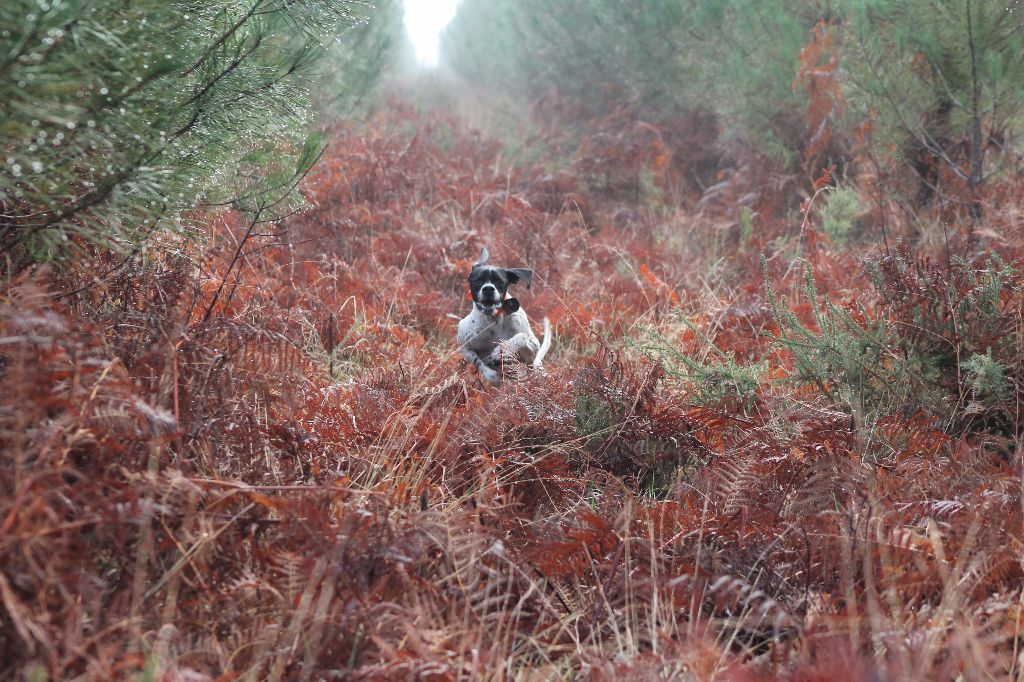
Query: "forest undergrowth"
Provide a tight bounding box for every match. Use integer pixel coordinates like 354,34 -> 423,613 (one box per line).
4,87 -> 1024,680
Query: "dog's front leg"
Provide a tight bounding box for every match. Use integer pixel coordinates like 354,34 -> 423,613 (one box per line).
461,347 -> 501,384
491,332 -> 540,366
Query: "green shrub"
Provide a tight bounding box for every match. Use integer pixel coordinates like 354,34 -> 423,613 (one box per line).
637,320 -> 767,411
764,258 -> 917,427
964,350 -> 1008,403
766,250 -> 1023,438
841,0 -> 1024,215
0,0 -> 366,264
442,1 -> 838,168
818,185 -> 864,245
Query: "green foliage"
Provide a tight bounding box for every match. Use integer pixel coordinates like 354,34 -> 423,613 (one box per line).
0,0 -> 364,264
575,390 -> 613,444
818,184 -> 863,245
868,250 -> 1022,432
841,0 -> 1024,208
636,320 -> 767,409
764,257 -> 915,425
964,350 -> 1008,403
317,0 -> 410,117
645,249 -> 1022,436
442,0 -> 1024,199
739,206 -> 755,243
442,0 -> 697,119
442,0 -> 834,164
685,0 -> 832,164
765,251 -> 1024,437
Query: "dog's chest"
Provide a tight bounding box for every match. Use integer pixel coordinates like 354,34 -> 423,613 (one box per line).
458,310 -> 528,354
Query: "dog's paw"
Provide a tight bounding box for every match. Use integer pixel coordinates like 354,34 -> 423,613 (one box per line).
478,364 -> 501,384
504,333 -> 538,364
487,345 -> 508,365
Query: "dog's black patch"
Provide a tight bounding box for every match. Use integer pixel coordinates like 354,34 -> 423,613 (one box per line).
502,297 -> 520,313
505,268 -> 532,289
468,264 -> 532,305
468,265 -> 509,297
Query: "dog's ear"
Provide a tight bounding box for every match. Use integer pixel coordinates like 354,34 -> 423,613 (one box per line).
474,247 -> 490,267
505,268 -> 533,289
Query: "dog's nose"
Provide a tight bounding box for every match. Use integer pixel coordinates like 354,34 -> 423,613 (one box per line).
480,283 -> 497,298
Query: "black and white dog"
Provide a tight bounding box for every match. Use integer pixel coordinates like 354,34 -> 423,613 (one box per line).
457,247 -> 551,383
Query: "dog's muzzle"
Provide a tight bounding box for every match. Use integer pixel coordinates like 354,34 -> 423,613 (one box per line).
476,284 -> 503,315
476,302 -> 502,316
474,297 -> 519,317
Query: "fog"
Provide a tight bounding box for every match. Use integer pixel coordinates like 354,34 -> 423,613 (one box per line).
403,0 -> 460,67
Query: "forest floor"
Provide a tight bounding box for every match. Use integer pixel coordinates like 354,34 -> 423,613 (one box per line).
3,92 -> 1024,680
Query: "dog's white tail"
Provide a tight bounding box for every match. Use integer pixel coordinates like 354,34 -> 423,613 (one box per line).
534,317 -> 552,368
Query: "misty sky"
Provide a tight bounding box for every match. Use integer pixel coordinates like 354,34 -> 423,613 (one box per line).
404,0 -> 460,67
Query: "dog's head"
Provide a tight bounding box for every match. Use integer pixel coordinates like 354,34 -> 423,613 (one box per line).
467,247 -> 532,317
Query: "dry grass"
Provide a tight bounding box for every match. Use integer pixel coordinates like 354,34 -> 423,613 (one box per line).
3,98 -> 1024,681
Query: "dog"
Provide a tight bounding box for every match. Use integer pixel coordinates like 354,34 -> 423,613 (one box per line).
457,247 -> 551,384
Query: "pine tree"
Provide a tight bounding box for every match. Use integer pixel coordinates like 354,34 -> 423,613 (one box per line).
317,0 -> 410,117
441,0 -> 700,120
685,1 -> 840,166
441,0 -> 835,165
0,0 -> 364,265
842,0 -> 1024,218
